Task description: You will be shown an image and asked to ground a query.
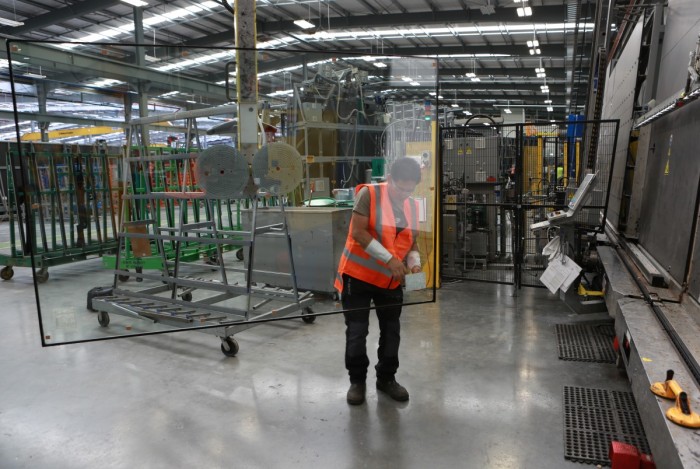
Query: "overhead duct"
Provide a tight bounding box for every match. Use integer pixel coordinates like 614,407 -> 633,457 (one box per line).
566,0 -> 582,115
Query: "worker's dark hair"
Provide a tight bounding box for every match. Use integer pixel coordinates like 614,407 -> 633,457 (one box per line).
389,157 -> 421,183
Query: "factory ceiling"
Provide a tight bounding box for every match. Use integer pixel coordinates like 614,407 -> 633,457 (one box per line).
0,0 -> 611,141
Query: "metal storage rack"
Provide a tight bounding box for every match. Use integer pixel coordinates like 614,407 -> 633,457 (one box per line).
0,142 -> 121,282
89,113 -> 316,357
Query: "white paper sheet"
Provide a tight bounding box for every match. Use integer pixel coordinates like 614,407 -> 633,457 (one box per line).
540,255 -> 582,294
404,272 -> 427,291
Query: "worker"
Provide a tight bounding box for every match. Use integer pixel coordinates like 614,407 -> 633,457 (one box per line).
335,157 -> 422,405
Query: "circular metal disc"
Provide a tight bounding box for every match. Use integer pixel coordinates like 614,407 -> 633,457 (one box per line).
252,142 -> 303,195
194,145 -> 248,198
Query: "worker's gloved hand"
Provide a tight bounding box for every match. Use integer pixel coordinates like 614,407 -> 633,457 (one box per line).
410,265 -> 422,274
387,257 -> 407,282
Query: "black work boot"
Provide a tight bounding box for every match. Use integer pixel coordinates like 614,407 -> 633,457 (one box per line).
347,383 -> 366,405
376,379 -> 409,402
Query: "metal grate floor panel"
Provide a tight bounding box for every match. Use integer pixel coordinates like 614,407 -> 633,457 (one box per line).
556,323 -> 616,363
564,386 -> 651,465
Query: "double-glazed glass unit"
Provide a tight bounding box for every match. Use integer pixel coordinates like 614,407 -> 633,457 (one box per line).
3,41 -> 439,351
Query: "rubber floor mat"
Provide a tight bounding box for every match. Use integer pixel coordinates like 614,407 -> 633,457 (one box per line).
556,323 -> 616,363
563,386 -> 651,465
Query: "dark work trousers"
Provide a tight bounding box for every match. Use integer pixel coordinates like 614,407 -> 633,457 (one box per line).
342,273 -> 403,384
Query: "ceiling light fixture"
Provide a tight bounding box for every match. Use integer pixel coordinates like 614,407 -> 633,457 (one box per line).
546,106 -> 554,112
23,72 -> 46,79
517,6 -> 532,17
468,59 -> 481,82
0,17 -> 25,27
119,0 -> 149,7
294,19 -> 315,29
528,34 -> 541,55
479,0 -> 495,15
535,57 -> 546,78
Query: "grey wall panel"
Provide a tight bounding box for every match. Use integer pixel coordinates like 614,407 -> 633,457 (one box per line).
601,18 -> 643,229
655,0 -> 700,101
638,99 -> 700,284
623,125 -> 652,238
689,212 -> 700,302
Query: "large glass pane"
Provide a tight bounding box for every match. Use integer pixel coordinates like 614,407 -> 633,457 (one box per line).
4,41 -> 438,349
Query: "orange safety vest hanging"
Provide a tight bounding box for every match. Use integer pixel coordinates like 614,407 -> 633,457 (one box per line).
335,183 -> 419,292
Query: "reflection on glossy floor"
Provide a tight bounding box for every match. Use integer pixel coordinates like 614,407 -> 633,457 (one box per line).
0,267 -> 630,468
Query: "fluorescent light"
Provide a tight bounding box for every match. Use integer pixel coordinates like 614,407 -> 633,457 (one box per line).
479,5 -> 495,15
373,62 -> 387,68
410,81 -> 420,86
402,76 -> 413,82
0,17 -> 25,27
120,0 -> 148,7
544,99 -> 552,104
537,72 -> 546,78
504,108 -> 512,114
465,72 -> 476,78
547,106 -> 554,112
471,77 -> 481,82
23,72 -> 46,79
527,40 -> 539,48
517,6 -> 532,17
451,103 -> 459,108
535,67 -> 545,73
464,110 -> 472,115
294,19 -> 315,29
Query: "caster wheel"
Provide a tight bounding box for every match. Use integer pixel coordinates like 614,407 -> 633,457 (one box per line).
302,307 -> 316,324
87,286 -> 114,312
98,311 -> 110,327
235,248 -> 244,261
118,269 -> 130,282
332,292 -> 339,301
1,266 -> 14,281
135,266 -> 143,283
36,268 -> 49,283
181,292 -> 193,302
220,337 -> 239,357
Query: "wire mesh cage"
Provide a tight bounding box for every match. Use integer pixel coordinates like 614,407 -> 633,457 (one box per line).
440,119 -> 619,286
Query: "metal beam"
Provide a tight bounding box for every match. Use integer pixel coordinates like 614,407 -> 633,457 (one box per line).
183,6 -> 571,47
439,68 -> 570,79
0,0 -> 123,36
2,41 -> 227,102
0,110 -> 127,128
257,6 -> 571,36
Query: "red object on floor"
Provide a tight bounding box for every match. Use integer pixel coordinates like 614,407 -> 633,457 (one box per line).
613,336 -> 620,352
639,454 -> 656,469
609,441 -> 640,469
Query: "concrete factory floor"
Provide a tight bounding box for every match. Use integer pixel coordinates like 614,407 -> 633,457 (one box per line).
0,264 -> 633,468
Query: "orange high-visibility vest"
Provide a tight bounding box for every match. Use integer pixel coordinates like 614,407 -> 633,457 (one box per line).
335,183 -> 419,292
